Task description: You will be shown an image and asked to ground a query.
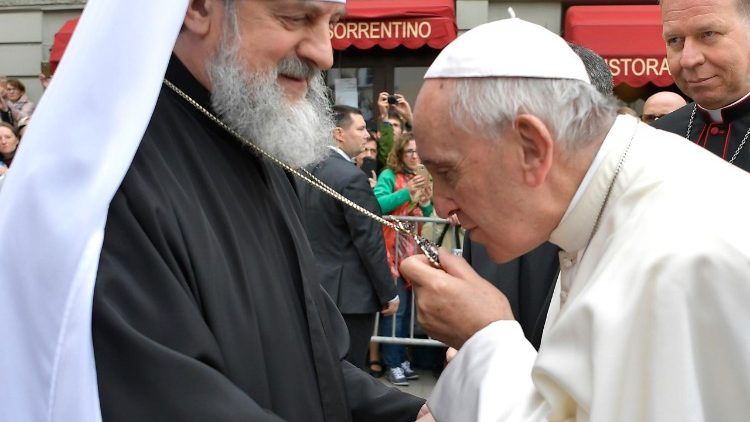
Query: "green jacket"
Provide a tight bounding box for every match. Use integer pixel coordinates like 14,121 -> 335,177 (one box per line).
373,168 -> 434,216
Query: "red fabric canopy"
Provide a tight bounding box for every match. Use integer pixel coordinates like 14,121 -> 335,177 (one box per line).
48,3 -> 457,70
564,5 -> 674,88
50,17 -> 80,74
331,0 -> 457,50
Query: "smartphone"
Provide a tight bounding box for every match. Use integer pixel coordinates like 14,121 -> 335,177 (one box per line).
40,62 -> 51,78
415,163 -> 430,180
360,156 -> 378,177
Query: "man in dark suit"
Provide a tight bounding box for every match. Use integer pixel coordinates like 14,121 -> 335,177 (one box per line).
298,105 -> 399,370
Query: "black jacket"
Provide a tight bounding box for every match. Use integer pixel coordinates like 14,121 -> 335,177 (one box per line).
297,150 -> 396,314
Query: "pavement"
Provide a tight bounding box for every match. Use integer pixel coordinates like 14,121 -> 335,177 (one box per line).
377,368 -> 438,399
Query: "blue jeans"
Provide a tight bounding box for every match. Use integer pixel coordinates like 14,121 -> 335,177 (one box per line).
379,278 -> 411,369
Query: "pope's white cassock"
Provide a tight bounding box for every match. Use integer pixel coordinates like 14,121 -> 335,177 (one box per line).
429,115 -> 750,421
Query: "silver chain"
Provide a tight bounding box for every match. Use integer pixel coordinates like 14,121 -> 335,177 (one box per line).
577,120 -> 638,268
588,121 -> 636,242
163,79 -> 441,267
685,104 -> 748,164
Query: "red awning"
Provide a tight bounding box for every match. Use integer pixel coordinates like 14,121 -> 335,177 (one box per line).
331,0 -> 457,50
564,5 -> 673,88
49,17 -> 80,74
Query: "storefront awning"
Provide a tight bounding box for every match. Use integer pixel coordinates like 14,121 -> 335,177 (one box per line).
332,0 -> 457,50
564,5 -> 673,88
50,17 -> 80,74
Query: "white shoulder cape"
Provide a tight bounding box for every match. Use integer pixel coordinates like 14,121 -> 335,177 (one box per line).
0,0 -> 188,419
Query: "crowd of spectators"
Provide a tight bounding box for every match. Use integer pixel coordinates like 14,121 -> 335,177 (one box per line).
0,73 -> 50,183
0,77 -> 40,179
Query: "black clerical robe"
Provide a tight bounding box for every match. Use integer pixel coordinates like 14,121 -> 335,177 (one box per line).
653,98 -> 750,172
91,57 -> 424,421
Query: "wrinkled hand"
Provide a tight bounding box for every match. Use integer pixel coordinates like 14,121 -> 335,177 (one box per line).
399,249 -> 514,348
445,214 -> 460,226
377,92 -> 390,121
406,175 -> 428,202
393,94 -> 413,125
368,170 -> 377,189
445,347 -> 458,364
415,405 -> 433,421
381,296 -> 400,317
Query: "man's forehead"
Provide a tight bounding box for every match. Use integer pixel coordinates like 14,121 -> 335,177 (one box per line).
353,114 -> 366,125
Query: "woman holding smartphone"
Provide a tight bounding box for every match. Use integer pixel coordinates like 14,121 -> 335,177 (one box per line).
373,132 -> 433,386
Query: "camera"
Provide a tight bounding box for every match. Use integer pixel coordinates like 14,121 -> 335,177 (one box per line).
387,94 -> 398,105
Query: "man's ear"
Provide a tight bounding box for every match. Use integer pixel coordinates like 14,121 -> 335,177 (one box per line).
183,0 -> 218,37
333,127 -> 345,144
513,114 -> 554,187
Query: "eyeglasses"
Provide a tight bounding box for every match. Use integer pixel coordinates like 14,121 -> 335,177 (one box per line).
641,114 -> 664,124
403,149 -> 418,156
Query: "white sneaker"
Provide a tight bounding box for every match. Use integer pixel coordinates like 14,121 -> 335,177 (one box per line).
400,360 -> 419,380
387,366 -> 409,386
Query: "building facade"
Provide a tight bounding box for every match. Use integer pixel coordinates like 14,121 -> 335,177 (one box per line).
0,0 -> 83,102
1,1 -> 670,110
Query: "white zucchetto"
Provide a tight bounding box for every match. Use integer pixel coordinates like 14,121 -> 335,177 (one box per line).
425,17 -> 591,84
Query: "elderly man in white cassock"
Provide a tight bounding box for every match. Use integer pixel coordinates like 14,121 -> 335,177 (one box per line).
401,17 -> 750,422
0,0 -> 427,420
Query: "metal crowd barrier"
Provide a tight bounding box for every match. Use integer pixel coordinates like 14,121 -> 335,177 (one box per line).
370,215 -> 463,347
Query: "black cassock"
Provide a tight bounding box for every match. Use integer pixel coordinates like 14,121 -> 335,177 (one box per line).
92,57 -> 424,421
653,99 -> 750,172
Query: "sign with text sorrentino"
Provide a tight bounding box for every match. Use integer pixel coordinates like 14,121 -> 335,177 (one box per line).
329,0 -> 456,50
331,20 -> 433,41
329,17 -> 456,50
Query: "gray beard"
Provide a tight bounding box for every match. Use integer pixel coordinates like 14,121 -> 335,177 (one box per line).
206,39 -> 333,168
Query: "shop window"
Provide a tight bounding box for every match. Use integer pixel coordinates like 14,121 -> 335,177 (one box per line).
394,66 -> 428,108
326,67 -> 376,122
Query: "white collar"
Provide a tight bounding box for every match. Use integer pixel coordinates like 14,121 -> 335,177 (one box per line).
329,145 -> 355,163
700,90 -> 750,123
552,115 -> 638,253
560,116 -> 620,223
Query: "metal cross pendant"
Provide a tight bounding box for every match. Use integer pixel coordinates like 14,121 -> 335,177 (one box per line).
395,221 -> 442,268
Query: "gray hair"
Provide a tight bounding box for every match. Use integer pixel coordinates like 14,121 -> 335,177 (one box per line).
734,0 -> 750,17
222,0 -> 239,37
206,0 -> 334,168
568,43 -> 614,97
449,77 -> 617,152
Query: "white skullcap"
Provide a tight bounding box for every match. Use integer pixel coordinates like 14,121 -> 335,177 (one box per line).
425,17 -> 590,84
